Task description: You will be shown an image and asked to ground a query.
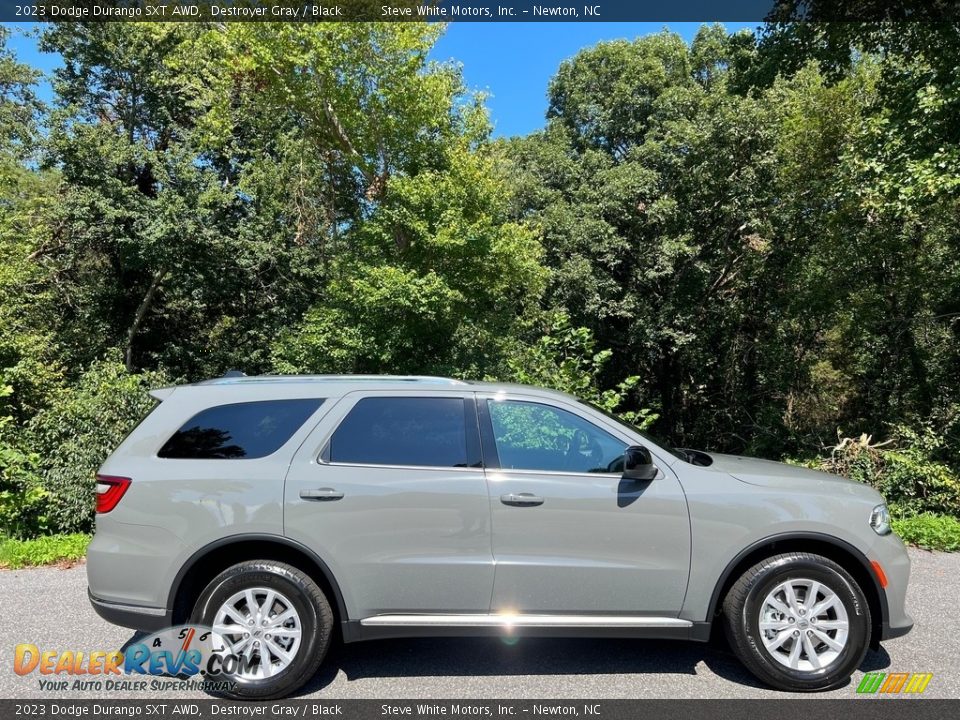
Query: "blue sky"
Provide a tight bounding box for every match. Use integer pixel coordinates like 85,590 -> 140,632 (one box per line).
5,21 -> 756,138
432,22 -> 755,136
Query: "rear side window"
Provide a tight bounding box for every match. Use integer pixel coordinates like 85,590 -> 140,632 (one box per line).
329,397 -> 468,467
158,399 -> 322,459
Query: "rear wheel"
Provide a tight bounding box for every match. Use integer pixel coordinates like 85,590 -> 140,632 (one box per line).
191,560 -> 333,699
723,552 -> 870,691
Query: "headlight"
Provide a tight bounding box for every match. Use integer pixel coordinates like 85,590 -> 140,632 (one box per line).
870,504 -> 892,535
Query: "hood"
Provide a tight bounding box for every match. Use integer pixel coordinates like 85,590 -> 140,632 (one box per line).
706,452 -> 876,496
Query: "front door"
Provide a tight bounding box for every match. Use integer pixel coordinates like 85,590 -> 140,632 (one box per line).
480,394 -> 691,616
285,391 -> 494,620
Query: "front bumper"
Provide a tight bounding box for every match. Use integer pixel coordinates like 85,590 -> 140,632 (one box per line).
88,588 -> 171,632
871,531 -> 914,643
881,616 -> 915,640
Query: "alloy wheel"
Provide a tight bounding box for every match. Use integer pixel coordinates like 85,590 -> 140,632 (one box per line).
212,586 -> 303,680
758,577 -> 850,672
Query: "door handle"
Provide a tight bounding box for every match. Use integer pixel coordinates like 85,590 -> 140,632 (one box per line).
500,492 -> 544,507
299,487 -> 344,501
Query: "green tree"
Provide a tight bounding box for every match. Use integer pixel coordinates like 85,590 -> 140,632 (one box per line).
503,29 -> 785,446
747,23 -> 960,455
0,27 -> 63,420
219,24 -> 546,376
502,24 -> 960,465
38,23 -> 247,376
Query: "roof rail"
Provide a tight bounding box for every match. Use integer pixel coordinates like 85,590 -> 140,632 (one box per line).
193,374 -> 468,386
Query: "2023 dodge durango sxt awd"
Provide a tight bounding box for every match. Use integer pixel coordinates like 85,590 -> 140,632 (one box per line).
87,374 -> 913,698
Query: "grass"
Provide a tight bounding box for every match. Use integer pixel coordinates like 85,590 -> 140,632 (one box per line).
892,513 -> 960,552
0,533 -> 90,569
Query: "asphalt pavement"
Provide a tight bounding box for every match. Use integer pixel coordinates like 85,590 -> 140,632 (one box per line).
0,547 -> 955,699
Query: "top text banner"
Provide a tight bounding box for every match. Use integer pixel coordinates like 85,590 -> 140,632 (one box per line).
5,0 -> 960,23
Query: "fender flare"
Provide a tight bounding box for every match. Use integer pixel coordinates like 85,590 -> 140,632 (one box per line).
705,531 -> 888,628
166,533 -> 349,623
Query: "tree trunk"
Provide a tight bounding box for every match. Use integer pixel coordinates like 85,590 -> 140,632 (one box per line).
124,268 -> 167,372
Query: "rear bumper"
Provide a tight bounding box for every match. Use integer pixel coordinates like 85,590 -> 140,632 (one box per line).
88,588 -> 171,632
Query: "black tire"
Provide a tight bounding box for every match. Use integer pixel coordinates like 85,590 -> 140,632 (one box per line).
722,552 -> 870,692
191,560 -> 333,700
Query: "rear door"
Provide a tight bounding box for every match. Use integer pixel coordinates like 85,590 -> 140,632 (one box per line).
285,391 -> 494,620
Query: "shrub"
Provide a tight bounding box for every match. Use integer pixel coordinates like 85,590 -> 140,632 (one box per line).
892,514 -> 960,552
811,424 -> 960,517
0,385 -> 47,538
0,441 -> 46,539
25,356 -> 169,534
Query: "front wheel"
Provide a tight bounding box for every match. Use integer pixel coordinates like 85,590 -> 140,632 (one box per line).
191,560 -> 333,699
723,552 -> 871,692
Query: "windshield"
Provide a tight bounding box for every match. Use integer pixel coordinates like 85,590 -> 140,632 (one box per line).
585,402 -> 690,463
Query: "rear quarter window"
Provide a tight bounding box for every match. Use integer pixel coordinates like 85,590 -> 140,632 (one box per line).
158,399 -> 323,459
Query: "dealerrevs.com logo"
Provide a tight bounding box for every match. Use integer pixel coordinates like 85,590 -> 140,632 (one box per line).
12,626 -> 242,692
856,672 -> 934,695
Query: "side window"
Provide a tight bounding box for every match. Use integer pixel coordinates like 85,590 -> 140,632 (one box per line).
487,400 -> 626,474
329,397 -> 468,468
158,399 -> 323,459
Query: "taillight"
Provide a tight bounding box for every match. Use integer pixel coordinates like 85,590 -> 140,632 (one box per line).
96,475 -> 131,513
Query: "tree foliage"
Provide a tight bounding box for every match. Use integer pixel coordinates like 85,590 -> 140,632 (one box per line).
0,21 -> 958,536
25,356 -> 169,534
500,25 -> 960,462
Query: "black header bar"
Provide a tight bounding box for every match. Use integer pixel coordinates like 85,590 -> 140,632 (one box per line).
4,0 -> 960,23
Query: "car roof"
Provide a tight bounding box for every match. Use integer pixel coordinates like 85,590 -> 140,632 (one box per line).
151,374 -> 578,403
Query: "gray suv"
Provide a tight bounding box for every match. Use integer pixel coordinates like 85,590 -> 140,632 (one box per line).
87,375 -> 913,698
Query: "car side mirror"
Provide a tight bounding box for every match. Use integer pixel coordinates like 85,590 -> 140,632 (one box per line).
622,445 -> 657,481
